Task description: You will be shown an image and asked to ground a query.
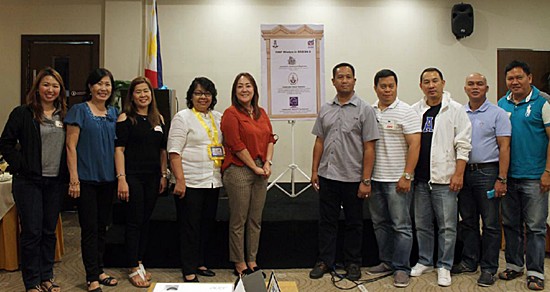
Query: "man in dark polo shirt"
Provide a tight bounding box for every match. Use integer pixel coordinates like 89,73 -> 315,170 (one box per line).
309,62 -> 380,281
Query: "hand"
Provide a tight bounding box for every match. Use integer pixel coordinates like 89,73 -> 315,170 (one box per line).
68,182 -> 80,198
117,179 -> 130,202
541,171 -> 550,193
172,179 -> 186,199
396,177 -> 411,193
159,177 -> 167,194
262,163 -> 272,179
311,173 -> 320,192
449,173 -> 463,192
252,166 -> 266,176
357,183 -> 371,199
494,180 -> 507,197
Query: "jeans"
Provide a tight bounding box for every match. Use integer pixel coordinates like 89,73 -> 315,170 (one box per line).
369,181 -> 413,273
414,182 -> 458,270
12,176 -> 62,290
317,176 -> 364,267
124,174 -> 160,268
457,164 -> 501,274
501,178 -> 548,280
174,187 -> 219,276
77,181 -> 116,282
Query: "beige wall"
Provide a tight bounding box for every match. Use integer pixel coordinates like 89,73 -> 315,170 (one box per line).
0,0 -> 104,125
1,0 -> 550,182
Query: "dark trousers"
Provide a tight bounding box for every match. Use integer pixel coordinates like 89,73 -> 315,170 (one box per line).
12,176 -> 62,290
77,181 -> 115,282
317,176 -> 363,267
174,187 -> 219,276
457,164 -> 501,274
124,174 -> 160,268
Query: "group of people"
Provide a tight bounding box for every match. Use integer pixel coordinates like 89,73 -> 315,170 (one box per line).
308,61 -> 550,291
0,68 -> 276,292
1,60 -> 548,292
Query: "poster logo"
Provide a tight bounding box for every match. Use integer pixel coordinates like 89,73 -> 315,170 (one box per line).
289,96 -> 299,107
272,40 -> 279,48
288,56 -> 296,65
307,39 -> 314,48
288,73 -> 298,85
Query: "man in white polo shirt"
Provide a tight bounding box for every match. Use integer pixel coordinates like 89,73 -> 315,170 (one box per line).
365,69 -> 421,288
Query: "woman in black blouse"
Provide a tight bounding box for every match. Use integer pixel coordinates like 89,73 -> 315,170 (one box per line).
114,76 -> 168,288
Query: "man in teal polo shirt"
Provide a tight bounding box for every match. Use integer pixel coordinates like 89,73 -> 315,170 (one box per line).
497,60 -> 550,291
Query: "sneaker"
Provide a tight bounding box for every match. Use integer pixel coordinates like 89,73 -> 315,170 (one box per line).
345,263 -> 361,281
309,261 -> 330,279
451,262 -> 477,274
410,263 -> 433,277
477,271 -> 496,287
366,262 -> 392,275
394,270 -> 410,288
437,268 -> 452,287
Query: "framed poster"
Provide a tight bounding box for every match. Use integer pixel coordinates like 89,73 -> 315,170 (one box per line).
261,24 -> 324,120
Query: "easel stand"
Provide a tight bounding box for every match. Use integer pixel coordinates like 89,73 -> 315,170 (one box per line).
267,120 -> 311,198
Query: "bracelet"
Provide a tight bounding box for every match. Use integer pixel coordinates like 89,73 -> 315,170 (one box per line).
116,173 -> 126,178
69,181 -> 80,186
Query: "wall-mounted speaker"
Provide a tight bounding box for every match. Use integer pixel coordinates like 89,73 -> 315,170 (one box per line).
452,3 -> 474,39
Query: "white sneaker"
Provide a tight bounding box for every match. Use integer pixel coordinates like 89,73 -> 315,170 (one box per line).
437,268 -> 452,287
410,263 -> 433,277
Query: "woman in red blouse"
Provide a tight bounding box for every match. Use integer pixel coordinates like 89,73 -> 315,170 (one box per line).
221,72 -> 276,276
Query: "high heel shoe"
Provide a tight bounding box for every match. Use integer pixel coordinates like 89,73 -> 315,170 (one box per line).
183,275 -> 199,282
233,268 -> 253,276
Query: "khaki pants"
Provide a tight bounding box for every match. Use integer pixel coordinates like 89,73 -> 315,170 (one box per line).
223,162 -> 267,263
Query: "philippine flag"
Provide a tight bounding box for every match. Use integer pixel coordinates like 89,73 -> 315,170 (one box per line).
145,0 -> 163,88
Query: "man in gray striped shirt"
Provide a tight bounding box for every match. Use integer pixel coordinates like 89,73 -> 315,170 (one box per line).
365,69 -> 421,288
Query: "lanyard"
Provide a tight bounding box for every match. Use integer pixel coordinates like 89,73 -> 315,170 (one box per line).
192,108 -> 220,145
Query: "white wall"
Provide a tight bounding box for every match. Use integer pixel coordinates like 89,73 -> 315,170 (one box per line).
2,0 -> 550,182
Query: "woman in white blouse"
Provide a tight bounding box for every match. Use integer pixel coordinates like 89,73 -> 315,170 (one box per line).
167,77 -> 222,282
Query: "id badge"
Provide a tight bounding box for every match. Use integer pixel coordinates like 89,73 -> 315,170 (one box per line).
208,144 -> 225,160
384,120 -> 396,130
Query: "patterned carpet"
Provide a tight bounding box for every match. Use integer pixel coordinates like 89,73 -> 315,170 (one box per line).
0,212 -> 548,291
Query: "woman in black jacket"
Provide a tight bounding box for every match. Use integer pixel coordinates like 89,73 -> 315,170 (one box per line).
0,67 -> 67,292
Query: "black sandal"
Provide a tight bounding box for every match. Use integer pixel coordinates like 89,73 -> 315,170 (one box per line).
527,276 -> 545,291
40,279 -> 60,292
87,281 -> 102,292
27,285 -> 43,292
498,269 -> 523,280
98,276 -> 117,286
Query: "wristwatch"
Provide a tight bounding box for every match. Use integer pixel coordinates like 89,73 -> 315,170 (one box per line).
402,172 -> 414,180
497,176 -> 507,184
362,178 -> 371,186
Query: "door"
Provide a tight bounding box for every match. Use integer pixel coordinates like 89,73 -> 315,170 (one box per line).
21,35 -> 100,107
497,49 -> 550,99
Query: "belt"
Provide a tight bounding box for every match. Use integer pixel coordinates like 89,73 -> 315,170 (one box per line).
466,162 -> 498,171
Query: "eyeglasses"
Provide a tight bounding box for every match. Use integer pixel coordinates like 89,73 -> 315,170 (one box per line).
193,91 -> 212,97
